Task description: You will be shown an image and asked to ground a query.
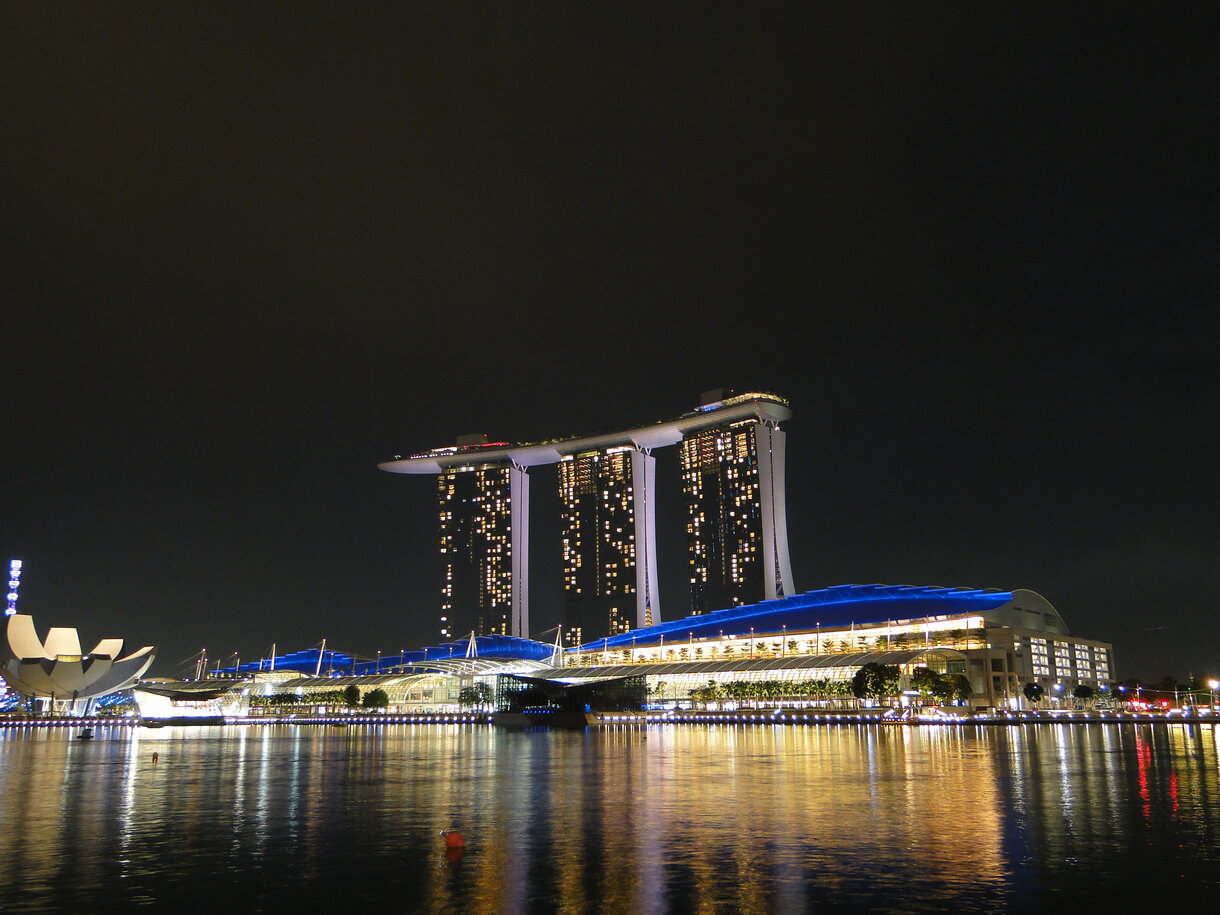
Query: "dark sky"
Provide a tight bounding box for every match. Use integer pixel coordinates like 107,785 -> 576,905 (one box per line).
2,5 -> 1216,682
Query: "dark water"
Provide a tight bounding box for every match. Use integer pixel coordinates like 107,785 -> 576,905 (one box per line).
1,721 -> 1217,913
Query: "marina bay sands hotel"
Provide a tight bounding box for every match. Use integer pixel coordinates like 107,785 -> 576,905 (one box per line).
379,390 -> 795,648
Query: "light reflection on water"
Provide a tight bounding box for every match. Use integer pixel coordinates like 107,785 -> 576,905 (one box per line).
1,722 -> 1217,912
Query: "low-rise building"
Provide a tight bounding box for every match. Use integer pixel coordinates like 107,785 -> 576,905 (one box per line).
132,584 -> 1112,719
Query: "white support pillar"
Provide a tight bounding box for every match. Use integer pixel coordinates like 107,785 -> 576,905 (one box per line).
755,422 -> 795,600
509,463 -> 530,639
631,448 -> 661,628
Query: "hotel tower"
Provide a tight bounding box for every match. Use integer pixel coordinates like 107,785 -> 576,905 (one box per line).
679,399 -> 794,615
558,447 -> 658,647
379,391 -> 792,643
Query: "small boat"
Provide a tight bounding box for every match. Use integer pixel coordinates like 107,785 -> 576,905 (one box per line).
76,728 -> 94,740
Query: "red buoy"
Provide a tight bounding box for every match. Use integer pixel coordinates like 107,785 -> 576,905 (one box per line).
443,831 -> 465,849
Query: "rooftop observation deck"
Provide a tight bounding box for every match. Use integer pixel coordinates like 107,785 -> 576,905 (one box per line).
378,391 -> 792,474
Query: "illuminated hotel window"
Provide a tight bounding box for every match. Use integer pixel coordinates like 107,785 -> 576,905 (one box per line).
436,465 -> 514,638
680,421 -> 766,615
559,450 -> 639,644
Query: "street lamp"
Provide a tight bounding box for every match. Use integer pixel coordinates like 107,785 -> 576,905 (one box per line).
1209,680 -> 1219,709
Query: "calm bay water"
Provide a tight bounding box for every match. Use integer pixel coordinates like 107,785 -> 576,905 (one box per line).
1,721 -> 1217,913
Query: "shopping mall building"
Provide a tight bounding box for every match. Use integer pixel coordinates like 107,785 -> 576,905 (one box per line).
141,583 -> 1114,718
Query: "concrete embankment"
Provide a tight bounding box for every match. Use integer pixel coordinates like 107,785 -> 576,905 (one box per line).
1,709 -> 1213,728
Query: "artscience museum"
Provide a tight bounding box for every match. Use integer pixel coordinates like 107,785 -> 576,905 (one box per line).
1,614 -> 155,716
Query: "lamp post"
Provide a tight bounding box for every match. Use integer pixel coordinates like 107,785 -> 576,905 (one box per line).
376,650 -> 381,675
816,622 -> 821,655
1209,679 -> 1219,709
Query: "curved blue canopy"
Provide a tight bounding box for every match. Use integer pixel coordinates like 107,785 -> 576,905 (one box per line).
579,584 -> 1014,651
227,634 -> 556,676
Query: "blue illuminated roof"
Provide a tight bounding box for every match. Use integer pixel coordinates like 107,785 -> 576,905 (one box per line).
580,584 -> 1015,651
227,634 -> 556,676
393,634 -> 556,668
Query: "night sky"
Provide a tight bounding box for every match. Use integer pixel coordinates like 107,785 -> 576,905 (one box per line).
3,6 -> 1216,682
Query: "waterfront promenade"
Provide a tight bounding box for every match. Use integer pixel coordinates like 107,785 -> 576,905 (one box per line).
1,707 -> 1211,729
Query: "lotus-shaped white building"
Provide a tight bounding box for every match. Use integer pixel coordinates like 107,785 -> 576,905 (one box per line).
2,614 -> 155,715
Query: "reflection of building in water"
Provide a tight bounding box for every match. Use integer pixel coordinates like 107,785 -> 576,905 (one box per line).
994,722 -> 1220,896
2,724 -> 1219,910
597,726 -> 1012,908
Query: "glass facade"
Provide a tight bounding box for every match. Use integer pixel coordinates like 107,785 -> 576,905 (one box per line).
438,466 -> 514,639
680,420 -> 765,615
558,449 -> 639,648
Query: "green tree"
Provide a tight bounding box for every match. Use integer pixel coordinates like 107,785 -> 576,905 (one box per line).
1023,682 -> 1044,705
851,663 -> 900,703
949,675 -> 972,702
362,688 -> 389,709
689,682 -> 725,708
457,682 -> 493,710
930,676 -> 957,704
342,684 -> 361,708
1072,684 -> 1095,706
911,666 -> 942,701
